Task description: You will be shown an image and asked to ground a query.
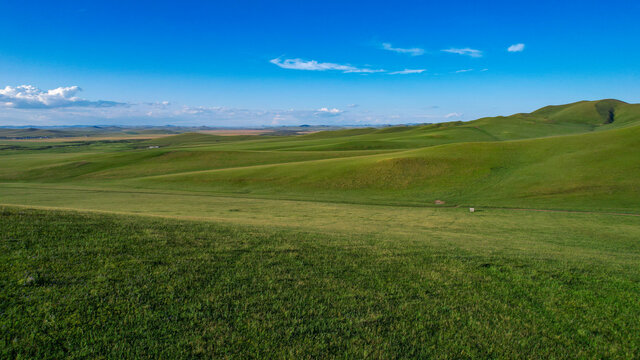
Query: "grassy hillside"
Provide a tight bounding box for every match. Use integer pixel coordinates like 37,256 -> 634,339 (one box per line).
1,99 -> 639,212
263,99 -> 640,150
126,122 -> 640,211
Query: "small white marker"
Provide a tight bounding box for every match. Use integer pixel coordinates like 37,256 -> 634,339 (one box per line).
469,207 -> 475,213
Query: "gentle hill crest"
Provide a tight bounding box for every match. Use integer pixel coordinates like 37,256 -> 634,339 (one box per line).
286,99 -> 640,150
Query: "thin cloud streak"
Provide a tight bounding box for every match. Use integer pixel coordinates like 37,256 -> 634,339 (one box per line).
381,43 -> 425,56
388,69 -> 426,75
442,48 -> 483,57
270,58 -> 384,73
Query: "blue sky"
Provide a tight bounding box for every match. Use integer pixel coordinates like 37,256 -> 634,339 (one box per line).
1,0 -> 639,126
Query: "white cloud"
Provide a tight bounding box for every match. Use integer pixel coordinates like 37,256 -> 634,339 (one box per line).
388,69 -> 426,75
445,112 -> 463,118
508,43 -> 525,52
442,48 -> 483,58
0,85 -> 123,109
381,43 -> 425,56
270,58 -> 384,73
455,69 -> 473,73
316,107 -> 342,114
315,107 -> 343,116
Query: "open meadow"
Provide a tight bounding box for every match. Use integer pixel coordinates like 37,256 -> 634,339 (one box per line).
2,100 -> 640,358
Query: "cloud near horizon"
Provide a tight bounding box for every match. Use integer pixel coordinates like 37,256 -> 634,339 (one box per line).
381,43 -> 425,56
0,85 -> 123,109
0,84 -> 464,127
270,58 -> 384,73
316,107 -> 343,115
508,43 -> 525,52
441,48 -> 483,58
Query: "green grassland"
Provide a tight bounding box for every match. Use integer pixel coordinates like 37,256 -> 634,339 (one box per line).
1,99 -> 639,211
1,99 -> 640,358
2,207 -> 639,358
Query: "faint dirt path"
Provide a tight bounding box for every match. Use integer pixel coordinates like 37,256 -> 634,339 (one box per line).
480,206 -> 640,217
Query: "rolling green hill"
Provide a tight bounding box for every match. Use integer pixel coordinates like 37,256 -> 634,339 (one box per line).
0,127 -> 76,139
128,123 -> 640,211
150,99 -> 638,152
1,99 -> 639,212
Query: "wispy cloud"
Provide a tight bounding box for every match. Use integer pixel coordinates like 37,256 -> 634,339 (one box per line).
507,43 -> 525,52
411,112 -> 464,121
455,69 -> 473,73
270,58 -> 384,73
381,43 -> 424,56
442,48 -> 483,58
388,69 -> 426,75
0,85 -> 123,109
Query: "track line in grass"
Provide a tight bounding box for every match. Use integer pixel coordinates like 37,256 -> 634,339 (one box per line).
1,182 -> 638,217
128,148 -> 413,180
479,206 -> 640,217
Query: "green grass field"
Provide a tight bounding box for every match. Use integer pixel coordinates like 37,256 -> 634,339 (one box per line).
3,207 -> 639,358
1,99 -> 640,358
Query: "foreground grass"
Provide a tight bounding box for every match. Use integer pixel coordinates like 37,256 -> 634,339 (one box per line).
2,207 -> 639,358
